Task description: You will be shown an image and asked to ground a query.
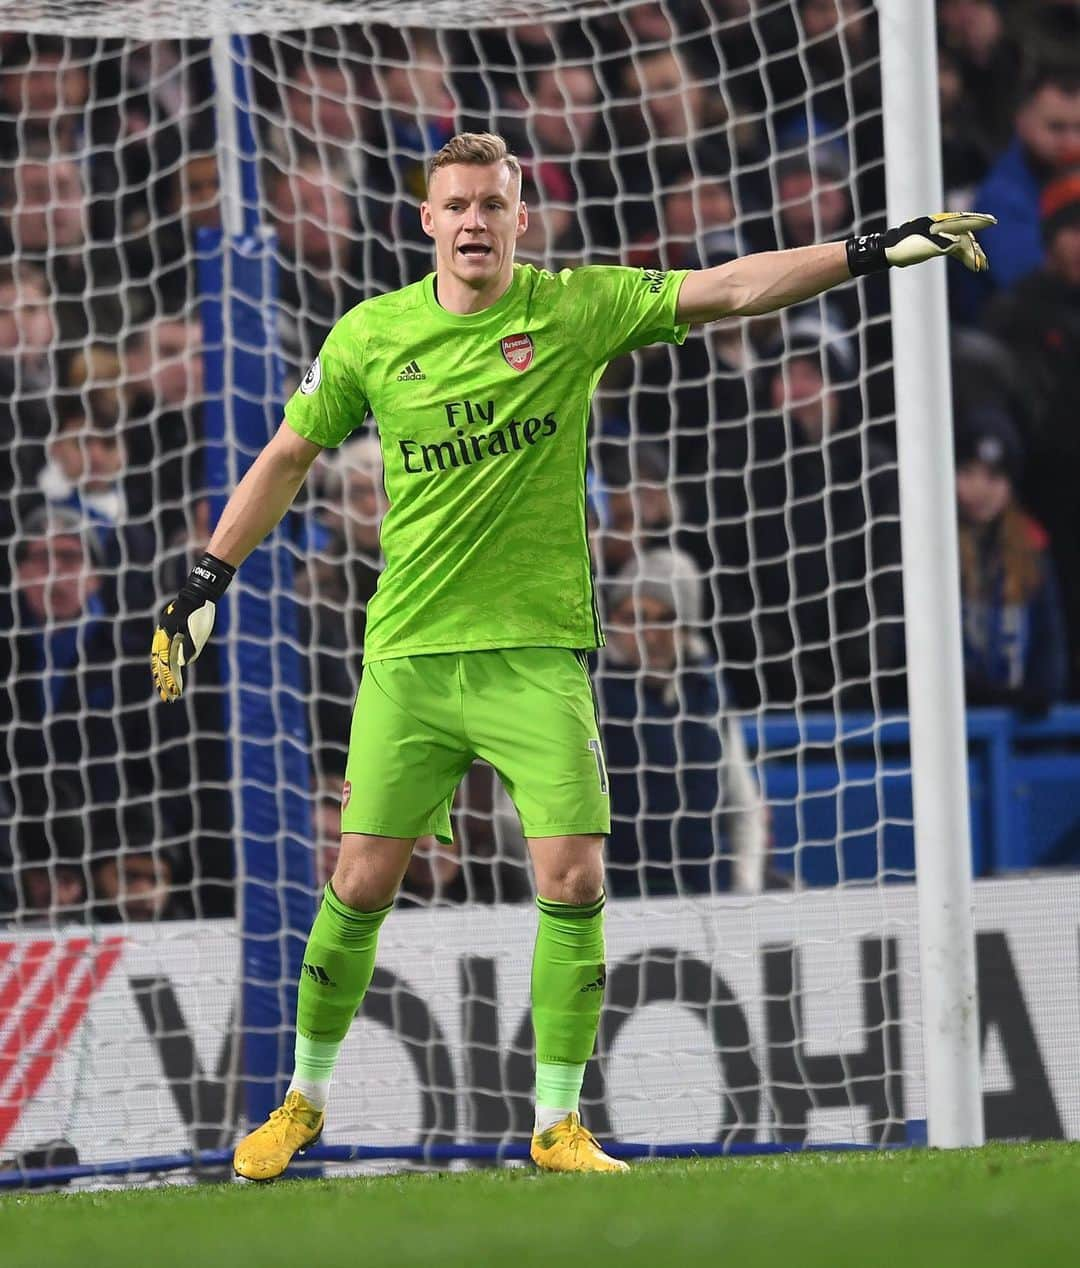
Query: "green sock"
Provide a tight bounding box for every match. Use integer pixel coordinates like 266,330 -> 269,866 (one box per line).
531,893 -> 606,1124
291,884 -> 391,1105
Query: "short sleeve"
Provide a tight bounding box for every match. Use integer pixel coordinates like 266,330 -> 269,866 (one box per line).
284,312 -> 369,449
565,265 -> 690,364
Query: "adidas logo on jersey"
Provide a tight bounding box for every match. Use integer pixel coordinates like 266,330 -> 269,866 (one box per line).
397,359 -> 426,381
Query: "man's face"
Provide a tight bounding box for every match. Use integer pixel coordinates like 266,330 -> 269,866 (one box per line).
771,354 -> 834,441
609,593 -> 679,674
664,179 -> 735,240
627,51 -> 704,139
289,65 -> 356,142
50,417 -> 123,491
600,484 -> 673,573
128,318 -> 204,407
383,60 -> 453,121
7,158 -> 85,251
182,154 -> 221,231
18,533 -> 98,623
421,162 -> 526,293
532,67 -> 601,154
95,854 -> 171,921
0,55 -> 88,118
1018,86 -> 1080,170
0,277 -> 53,363
1047,222 -> 1080,286
800,0 -> 869,43
270,167 -> 352,268
779,170 -> 850,247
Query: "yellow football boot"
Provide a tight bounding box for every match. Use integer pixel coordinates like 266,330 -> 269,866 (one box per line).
232,1090 -> 324,1181
530,1112 -> 629,1173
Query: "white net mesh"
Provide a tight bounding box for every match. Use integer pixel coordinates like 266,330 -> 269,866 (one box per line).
0,2 -> 932,1178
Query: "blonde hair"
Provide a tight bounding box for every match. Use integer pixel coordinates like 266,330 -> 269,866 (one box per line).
426,132 -> 521,192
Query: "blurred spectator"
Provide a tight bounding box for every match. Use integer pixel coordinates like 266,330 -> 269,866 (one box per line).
153,498 -> 234,917
302,437 -> 388,774
955,406 -> 1068,713
398,766 -> 532,907
277,51 -> 365,185
955,66 -> 1080,321
599,547 -> 769,897
615,46 -> 734,245
624,161 -> 736,270
0,33 -> 89,158
89,803 -> 192,922
939,43 -> 999,206
123,315 -> 206,545
0,153 -> 127,350
984,170 -> 1080,692
937,0 -> 1020,154
0,261 -> 55,559
519,62 -> 619,257
362,27 -> 456,286
775,151 -> 852,250
314,433 -> 386,650
151,138 -> 222,312
0,506 -> 186,824
86,41 -> 197,255
264,154 -> 365,369
590,442 -> 676,583
2,784 -> 87,924
38,393 -> 156,624
741,324 -> 905,709
515,160 -> 580,269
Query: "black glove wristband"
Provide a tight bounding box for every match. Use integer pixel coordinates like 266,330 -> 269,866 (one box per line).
845,232 -> 889,277
181,551 -> 236,603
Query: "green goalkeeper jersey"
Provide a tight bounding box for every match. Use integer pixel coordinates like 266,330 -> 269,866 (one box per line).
284,262 -> 689,663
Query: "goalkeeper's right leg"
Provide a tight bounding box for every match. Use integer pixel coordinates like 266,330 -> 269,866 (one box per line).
233,852 -> 403,1181
234,656 -> 470,1180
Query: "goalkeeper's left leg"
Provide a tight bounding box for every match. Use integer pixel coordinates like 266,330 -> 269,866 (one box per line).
526,840 -> 627,1174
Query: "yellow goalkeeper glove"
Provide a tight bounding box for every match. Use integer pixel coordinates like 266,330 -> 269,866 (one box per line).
151,552 -> 235,702
846,212 -> 997,276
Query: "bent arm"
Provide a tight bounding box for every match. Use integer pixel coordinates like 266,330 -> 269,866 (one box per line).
207,421 -> 323,567
676,242 -> 851,324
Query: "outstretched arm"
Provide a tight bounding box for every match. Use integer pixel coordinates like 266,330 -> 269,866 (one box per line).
676,213 -> 996,324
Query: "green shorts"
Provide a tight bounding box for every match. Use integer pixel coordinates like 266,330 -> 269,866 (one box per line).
341,647 -> 610,842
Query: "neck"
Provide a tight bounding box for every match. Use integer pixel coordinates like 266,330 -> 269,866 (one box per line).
434,265 -> 514,315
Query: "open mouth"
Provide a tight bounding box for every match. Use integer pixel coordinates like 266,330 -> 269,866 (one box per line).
458,243 -> 493,258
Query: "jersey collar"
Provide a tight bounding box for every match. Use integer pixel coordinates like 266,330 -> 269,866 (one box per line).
422,263 -> 525,328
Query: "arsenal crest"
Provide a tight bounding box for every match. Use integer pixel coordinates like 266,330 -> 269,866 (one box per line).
500,333 -> 534,372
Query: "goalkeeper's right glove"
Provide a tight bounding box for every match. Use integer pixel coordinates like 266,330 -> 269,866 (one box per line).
846,212 -> 997,276
151,552 -> 235,702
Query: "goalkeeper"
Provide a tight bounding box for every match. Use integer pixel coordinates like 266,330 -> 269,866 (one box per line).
151,132 -> 993,1178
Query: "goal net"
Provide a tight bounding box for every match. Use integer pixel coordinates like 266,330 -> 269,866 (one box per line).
0,0 -> 963,1183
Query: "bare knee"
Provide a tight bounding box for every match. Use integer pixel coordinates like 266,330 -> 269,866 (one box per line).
332,833 -> 414,910
529,835 -> 605,906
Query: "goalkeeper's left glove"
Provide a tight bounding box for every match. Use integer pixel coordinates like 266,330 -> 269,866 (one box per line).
151,552 -> 235,702
846,212 -> 996,277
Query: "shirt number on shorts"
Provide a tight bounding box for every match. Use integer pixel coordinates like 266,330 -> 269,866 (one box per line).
587,738 -> 609,795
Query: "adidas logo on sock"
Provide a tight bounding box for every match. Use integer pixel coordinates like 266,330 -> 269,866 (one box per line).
302,961 -> 336,987
397,359 -> 425,381
579,973 -> 606,993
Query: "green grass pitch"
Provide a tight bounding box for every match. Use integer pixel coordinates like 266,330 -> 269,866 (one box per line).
3,1144 -> 1079,1268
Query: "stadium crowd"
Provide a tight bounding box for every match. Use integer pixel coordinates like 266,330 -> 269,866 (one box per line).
0,0 -> 1078,923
